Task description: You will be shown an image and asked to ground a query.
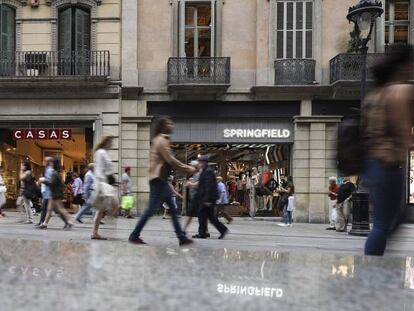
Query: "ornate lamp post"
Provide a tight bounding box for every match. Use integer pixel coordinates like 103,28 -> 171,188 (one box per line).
346,0 -> 383,236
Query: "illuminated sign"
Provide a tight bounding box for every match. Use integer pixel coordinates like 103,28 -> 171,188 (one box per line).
223,129 -> 291,139
12,129 -> 72,140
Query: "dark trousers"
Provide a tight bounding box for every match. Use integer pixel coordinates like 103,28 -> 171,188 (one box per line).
364,159 -> 404,256
129,179 -> 186,242
38,199 -> 49,225
216,204 -> 233,223
198,204 -> 227,237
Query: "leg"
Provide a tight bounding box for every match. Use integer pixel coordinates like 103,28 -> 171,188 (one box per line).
38,199 -> 48,225
206,205 -> 227,235
74,202 -> 92,221
164,192 -> 186,241
92,210 -> 104,237
283,205 -> 288,224
220,205 -> 233,223
23,198 -> 33,222
288,211 -> 293,224
335,202 -> 346,232
198,206 -> 209,237
43,199 -> 55,225
129,180 -> 165,241
55,200 -> 71,224
184,216 -> 193,232
328,200 -> 337,228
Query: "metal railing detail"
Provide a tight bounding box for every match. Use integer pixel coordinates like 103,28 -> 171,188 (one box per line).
274,59 -> 316,85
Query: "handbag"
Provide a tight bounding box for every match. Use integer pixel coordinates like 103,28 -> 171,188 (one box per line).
91,181 -> 117,212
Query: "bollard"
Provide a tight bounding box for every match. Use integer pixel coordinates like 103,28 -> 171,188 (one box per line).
348,191 -> 371,236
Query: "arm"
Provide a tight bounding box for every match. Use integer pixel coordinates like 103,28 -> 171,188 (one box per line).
158,138 -> 193,174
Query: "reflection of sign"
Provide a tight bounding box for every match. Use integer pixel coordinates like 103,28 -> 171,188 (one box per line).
223,129 -> 291,139
12,129 -> 72,140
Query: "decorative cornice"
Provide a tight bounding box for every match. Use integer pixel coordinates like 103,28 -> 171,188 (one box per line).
46,0 -> 101,6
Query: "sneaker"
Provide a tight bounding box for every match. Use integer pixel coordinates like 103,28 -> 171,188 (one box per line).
63,223 -> 73,231
38,224 -> 47,229
277,223 -> 288,227
218,229 -> 229,240
129,237 -> 147,245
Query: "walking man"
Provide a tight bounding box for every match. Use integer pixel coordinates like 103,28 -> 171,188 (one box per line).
193,155 -> 228,239
216,176 -> 232,224
74,163 -> 95,223
326,176 -> 339,230
335,177 -> 355,232
129,117 -> 195,246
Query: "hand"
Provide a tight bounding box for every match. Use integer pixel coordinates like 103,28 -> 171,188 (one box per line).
188,166 -> 196,174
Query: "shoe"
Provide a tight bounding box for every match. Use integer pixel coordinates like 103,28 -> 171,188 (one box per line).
99,221 -> 105,225
179,238 -> 194,246
39,224 -> 47,229
34,223 -> 41,228
277,223 -> 288,227
192,234 -> 207,239
91,234 -> 108,240
24,220 -> 33,224
75,219 -> 83,224
206,233 -> 211,238
336,229 -> 347,233
127,215 -> 134,219
227,219 -> 233,225
63,223 -> 73,231
129,237 -> 146,245
218,229 -> 229,240
326,227 -> 335,230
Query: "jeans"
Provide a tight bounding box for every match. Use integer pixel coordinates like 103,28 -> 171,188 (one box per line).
74,201 -> 94,221
364,159 -> 404,256
129,179 -> 186,241
38,199 -> 49,225
198,204 -> 227,236
283,205 -> 292,224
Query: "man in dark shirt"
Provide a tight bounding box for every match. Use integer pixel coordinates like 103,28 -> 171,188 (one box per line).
335,177 -> 356,232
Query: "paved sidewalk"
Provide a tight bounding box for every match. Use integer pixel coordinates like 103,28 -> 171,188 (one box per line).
1,211 -> 414,257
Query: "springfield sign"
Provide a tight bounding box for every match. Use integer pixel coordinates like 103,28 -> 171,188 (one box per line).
223,128 -> 291,139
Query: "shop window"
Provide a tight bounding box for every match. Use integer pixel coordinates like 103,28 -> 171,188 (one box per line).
58,6 -> 91,74
385,0 -> 410,46
275,1 -> 313,59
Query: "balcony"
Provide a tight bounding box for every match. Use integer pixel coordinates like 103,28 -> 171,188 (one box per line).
167,57 -> 231,99
0,50 -> 110,87
329,53 -> 383,84
274,59 -> 316,85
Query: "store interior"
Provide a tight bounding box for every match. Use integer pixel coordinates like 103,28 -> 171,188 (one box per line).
172,143 -> 292,217
0,128 -> 93,208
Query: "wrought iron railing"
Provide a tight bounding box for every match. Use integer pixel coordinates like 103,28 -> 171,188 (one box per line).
0,50 -> 110,78
274,59 -> 316,85
329,53 -> 382,84
167,57 -> 230,84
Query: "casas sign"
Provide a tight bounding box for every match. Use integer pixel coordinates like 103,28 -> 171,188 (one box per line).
12,129 -> 72,140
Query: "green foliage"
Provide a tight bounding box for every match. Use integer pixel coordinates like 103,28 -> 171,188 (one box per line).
347,24 -> 362,53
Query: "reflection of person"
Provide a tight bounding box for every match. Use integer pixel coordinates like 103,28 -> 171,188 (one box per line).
335,177 -> 355,232
0,167 -> 6,217
129,117 -> 195,246
193,155 -> 228,239
326,177 -> 339,230
363,45 -> 414,256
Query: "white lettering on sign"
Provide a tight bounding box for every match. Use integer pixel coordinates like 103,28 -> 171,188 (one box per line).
223,129 -> 291,139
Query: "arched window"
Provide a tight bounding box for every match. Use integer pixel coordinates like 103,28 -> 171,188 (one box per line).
0,4 -> 16,53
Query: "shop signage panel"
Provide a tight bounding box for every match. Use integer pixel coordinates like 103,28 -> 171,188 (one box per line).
12,129 -> 72,140
171,119 -> 294,144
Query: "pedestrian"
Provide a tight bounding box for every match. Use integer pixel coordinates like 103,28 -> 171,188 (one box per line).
121,166 -> 134,218
0,167 -> 6,217
19,161 -> 35,224
71,172 -> 83,213
278,186 -> 294,227
162,177 -> 182,219
362,45 -> 414,256
74,163 -> 95,223
129,117 -> 195,246
91,136 -> 119,240
193,155 -> 228,239
36,157 -> 53,227
335,177 -> 355,232
326,176 -> 339,230
216,176 -> 232,224
39,158 -> 73,230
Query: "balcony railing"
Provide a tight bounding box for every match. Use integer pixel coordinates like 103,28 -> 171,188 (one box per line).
274,59 -> 316,85
0,50 -> 110,78
167,57 -> 230,85
330,53 -> 382,84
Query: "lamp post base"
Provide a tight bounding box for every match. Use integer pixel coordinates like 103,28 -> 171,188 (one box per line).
348,191 -> 371,237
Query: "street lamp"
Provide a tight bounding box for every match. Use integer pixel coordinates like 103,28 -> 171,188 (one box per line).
346,1 -> 383,236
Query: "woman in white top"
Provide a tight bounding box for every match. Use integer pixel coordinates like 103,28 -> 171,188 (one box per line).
0,167 -> 6,217
91,136 -> 118,240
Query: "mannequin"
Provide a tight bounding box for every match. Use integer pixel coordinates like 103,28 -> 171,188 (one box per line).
256,166 -> 264,210
249,168 -> 259,217
262,166 -> 273,211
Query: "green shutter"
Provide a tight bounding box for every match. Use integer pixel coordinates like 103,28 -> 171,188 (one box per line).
0,5 -> 15,53
75,8 -> 91,52
58,7 -> 72,53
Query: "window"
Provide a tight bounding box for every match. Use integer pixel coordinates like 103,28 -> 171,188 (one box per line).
275,1 -> 313,59
385,0 -> 410,45
0,5 -> 15,53
58,6 -> 91,53
179,0 -> 216,57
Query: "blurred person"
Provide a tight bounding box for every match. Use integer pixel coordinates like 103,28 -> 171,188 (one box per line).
121,166 -> 134,219
326,177 -> 339,230
278,186 -> 294,227
74,163 -> 95,223
162,177 -> 182,219
216,176 -> 232,224
71,172 -> 83,213
0,167 -> 6,217
39,158 -> 73,230
193,155 -> 228,239
363,45 -> 414,256
129,117 -> 195,246
335,177 -> 355,233
91,136 -> 119,240
36,157 -> 54,227
19,161 -> 35,224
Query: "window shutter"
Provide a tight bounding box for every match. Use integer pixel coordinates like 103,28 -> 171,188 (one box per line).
58,7 -> 72,53
75,8 -> 91,52
0,5 -> 15,53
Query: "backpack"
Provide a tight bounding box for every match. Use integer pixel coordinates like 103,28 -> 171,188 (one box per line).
337,114 -> 365,176
23,176 -> 40,200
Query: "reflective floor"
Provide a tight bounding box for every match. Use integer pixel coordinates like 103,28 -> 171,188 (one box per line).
1,237 -> 414,311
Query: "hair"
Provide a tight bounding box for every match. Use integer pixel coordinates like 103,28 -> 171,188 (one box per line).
371,44 -> 414,87
52,158 -> 61,172
23,161 -> 31,172
94,136 -> 114,152
88,163 -> 94,170
153,116 -> 173,136
125,166 -> 131,173
287,186 -> 294,194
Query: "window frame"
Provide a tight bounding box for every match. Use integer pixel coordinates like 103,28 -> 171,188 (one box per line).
0,4 -> 16,53
384,0 -> 410,45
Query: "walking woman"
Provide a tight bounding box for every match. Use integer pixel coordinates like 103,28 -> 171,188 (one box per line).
19,162 -> 34,224
91,136 -> 118,240
363,45 -> 414,256
39,158 -> 73,230
0,167 -> 6,217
